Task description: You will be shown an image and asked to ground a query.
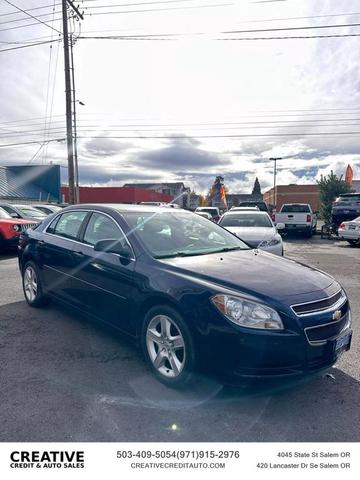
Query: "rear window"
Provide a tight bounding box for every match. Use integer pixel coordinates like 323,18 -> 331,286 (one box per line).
336,194 -> 360,202
197,208 -> 219,217
220,213 -> 272,228
238,202 -> 268,212
280,204 -> 310,213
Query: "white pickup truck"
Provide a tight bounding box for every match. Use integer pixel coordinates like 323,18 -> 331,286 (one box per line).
275,203 -> 317,237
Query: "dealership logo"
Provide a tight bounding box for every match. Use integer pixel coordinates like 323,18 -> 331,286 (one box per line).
333,310 -> 342,321
10,451 -> 85,469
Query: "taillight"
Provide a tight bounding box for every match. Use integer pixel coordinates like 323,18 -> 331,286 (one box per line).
339,223 -> 346,229
306,214 -> 311,222
271,213 -> 275,221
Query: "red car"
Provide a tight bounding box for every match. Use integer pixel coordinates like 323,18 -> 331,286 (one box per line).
0,208 -> 39,251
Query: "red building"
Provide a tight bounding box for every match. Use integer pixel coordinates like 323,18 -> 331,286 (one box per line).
263,184 -> 320,212
61,186 -> 173,204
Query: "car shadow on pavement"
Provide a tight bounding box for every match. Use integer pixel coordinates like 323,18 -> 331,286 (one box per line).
0,299 -> 359,442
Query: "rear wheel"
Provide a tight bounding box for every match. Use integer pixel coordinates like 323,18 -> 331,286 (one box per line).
142,305 -> 196,388
22,261 -> 48,307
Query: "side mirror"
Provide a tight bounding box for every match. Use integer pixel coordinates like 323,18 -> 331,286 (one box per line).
276,223 -> 285,230
10,212 -> 20,218
94,239 -> 132,261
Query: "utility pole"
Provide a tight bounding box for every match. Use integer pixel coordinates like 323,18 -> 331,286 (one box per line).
61,0 -> 83,204
270,157 -> 282,208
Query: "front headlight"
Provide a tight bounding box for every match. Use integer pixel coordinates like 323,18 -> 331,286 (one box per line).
12,224 -> 21,232
258,237 -> 281,248
211,294 -> 284,330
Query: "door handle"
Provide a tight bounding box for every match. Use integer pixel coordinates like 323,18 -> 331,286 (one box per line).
73,251 -> 85,258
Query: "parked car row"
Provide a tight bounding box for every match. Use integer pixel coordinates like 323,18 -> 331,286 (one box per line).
0,203 -> 63,252
17,203 -> 352,388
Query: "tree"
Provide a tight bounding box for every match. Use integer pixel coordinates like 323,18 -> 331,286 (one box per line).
317,171 -> 350,224
252,177 -> 262,195
198,194 -> 207,206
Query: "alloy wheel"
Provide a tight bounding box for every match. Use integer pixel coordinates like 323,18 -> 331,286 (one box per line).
24,265 -> 38,303
146,314 -> 186,378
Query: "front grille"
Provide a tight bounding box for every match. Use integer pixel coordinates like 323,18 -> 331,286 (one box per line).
291,290 -> 344,316
20,223 -> 37,231
305,311 -> 350,345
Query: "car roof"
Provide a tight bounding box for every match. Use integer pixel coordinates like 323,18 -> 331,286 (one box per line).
63,203 -> 188,214
223,210 -> 269,216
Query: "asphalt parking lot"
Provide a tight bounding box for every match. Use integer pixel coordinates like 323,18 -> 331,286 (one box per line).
0,236 -> 359,442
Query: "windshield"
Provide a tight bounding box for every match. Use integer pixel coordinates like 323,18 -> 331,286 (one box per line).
15,206 -> 47,218
220,213 -> 272,228
0,208 -> 11,219
281,204 -> 310,213
124,210 -> 249,258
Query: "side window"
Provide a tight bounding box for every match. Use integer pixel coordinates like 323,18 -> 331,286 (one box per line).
46,215 -> 61,234
52,211 -> 87,240
83,213 -> 122,246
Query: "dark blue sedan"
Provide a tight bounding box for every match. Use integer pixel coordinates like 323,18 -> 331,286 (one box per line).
18,204 -> 352,387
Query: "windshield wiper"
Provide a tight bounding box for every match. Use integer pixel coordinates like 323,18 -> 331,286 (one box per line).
213,246 -> 242,253
155,246 -> 242,259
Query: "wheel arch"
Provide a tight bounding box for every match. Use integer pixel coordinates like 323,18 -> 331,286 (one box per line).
136,295 -> 186,338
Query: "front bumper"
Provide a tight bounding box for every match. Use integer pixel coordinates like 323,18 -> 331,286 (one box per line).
197,306 -> 352,382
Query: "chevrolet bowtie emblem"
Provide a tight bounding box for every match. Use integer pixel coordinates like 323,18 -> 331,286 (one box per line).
333,310 -> 342,321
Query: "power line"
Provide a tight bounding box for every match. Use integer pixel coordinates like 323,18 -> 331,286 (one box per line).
3,0 -> 62,35
84,2 -> 234,16
0,17 -> 63,32
0,138 -> 66,148
0,3 -> 61,17
0,39 -> 61,53
76,132 -> 360,139
221,21 -> 360,34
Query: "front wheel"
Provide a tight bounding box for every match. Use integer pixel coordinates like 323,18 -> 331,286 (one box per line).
348,239 -> 360,246
142,305 -> 196,388
22,261 -> 48,307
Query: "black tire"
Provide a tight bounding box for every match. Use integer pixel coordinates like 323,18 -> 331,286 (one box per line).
141,305 -> 196,388
0,233 -> 4,253
22,260 -> 48,308
305,229 -> 313,238
348,239 -> 360,246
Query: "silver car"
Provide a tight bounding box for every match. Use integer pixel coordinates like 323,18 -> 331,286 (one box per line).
219,210 -> 285,256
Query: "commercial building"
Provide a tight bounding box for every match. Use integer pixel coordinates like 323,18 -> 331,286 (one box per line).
352,179 -> 360,192
123,182 -> 191,208
0,165 -> 61,203
61,186 -> 173,204
263,184 -> 319,212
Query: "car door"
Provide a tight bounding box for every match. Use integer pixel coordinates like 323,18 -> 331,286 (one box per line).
70,211 -> 137,334
40,210 -> 88,303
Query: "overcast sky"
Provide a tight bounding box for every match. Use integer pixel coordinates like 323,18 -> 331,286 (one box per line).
0,0 -> 360,194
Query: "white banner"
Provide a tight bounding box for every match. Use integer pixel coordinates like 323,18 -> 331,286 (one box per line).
0,443 -> 359,479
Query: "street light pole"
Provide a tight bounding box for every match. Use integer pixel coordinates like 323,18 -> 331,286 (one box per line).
270,157 -> 282,208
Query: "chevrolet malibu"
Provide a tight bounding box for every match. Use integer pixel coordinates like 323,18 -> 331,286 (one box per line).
18,204 -> 352,387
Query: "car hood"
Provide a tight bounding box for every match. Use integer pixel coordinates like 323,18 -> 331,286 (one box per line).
224,227 -> 276,245
159,249 -> 336,306
0,218 -> 38,225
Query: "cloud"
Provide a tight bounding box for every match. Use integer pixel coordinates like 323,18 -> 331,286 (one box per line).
81,137 -> 133,158
134,139 -> 229,171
